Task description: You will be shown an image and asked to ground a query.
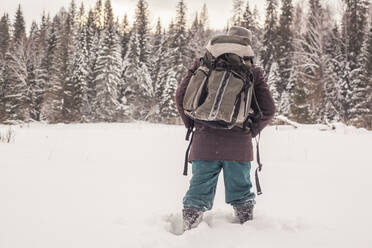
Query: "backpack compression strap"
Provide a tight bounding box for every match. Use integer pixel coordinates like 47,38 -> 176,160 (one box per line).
255,133 -> 263,195
183,123 -> 194,176
252,73 -> 264,195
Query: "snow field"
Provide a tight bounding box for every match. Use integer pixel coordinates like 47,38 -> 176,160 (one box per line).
0,123 -> 371,248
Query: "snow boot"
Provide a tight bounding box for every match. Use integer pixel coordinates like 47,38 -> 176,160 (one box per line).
233,204 -> 254,223
182,207 -> 203,231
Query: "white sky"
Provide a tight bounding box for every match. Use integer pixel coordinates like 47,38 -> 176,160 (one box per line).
1,0 -> 343,31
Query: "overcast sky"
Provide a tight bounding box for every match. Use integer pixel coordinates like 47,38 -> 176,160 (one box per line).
1,0 -> 343,31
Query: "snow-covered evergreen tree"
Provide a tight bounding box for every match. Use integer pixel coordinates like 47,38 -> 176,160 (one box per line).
120,14 -> 131,60
342,0 -> 369,70
160,70 -> 178,121
0,58 -> 7,122
169,0 -> 191,84
276,0 -> 294,93
4,5 -> 30,123
261,0 -> 278,80
232,0 -> 244,26
150,18 -> 169,106
69,7 -> 90,122
33,13 -> 52,122
295,0 -> 338,123
241,1 -> 254,30
94,0 -> 104,30
0,14 -> 10,58
290,71 -> 312,123
240,2 -> 263,64
275,0 -> 294,116
40,15 -> 65,123
121,0 -> 154,120
123,26 -> 154,120
323,24 -> 343,122
267,62 -> 280,110
134,0 -> 151,66
62,0 -> 80,122
0,13 -> 10,122
199,3 -> 209,31
349,12 -> 372,128
25,21 -> 43,121
13,4 -> 26,44
92,0 -> 125,122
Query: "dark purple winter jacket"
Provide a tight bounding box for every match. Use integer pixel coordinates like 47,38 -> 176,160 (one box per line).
175,62 -> 276,162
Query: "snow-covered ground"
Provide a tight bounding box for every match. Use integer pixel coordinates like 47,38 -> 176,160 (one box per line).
1,122 -> 371,248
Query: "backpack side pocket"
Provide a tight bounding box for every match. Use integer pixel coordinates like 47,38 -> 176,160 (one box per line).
183,67 -> 209,112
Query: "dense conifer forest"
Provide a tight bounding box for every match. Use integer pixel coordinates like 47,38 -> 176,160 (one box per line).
0,0 -> 371,129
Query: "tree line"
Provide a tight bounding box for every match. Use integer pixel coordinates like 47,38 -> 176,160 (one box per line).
248,0 -> 371,129
0,0 -> 371,129
0,0 -> 211,124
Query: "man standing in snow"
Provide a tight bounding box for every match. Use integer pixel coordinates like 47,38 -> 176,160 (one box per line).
175,26 -> 276,230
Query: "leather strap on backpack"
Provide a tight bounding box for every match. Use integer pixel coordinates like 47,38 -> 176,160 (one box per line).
255,132 -> 263,195
183,122 -> 194,176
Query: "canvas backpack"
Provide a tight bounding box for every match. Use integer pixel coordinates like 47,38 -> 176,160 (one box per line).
183,34 -> 257,130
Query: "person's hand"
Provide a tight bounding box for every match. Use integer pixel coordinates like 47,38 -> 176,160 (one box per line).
189,59 -> 200,73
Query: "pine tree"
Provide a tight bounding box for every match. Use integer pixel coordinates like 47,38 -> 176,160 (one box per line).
188,13 -> 201,60
123,26 -> 154,120
94,0 -> 104,30
121,0 -> 154,120
103,0 -> 113,29
70,19 -> 90,122
86,9 -> 96,55
349,13 -> 372,128
93,0 -> 124,121
62,1 -> 79,122
169,0 -> 191,84
342,0 -> 369,70
86,8 -> 99,118
261,0 -> 278,80
150,18 -> 165,96
5,44 -> 30,123
241,1 -> 254,30
0,57 -> 7,122
0,13 -> 10,122
4,4 -> 30,123
13,4 -> 26,44
275,0 -> 294,116
248,5 -> 263,66
120,14 -> 131,59
232,0 -> 244,26
290,72 -> 312,123
33,12 -> 50,121
199,3 -> 209,30
25,21 -> 43,121
295,0 -> 339,123
0,14 -> 10,58
323,24 -> 343,122
134,0 -> 151,65
160,70 -> 178,121
337,62 -> 353,123
40,15 -> 65,123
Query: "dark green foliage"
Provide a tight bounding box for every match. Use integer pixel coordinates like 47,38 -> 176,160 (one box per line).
260,0 -> 278,80
276,0 -> 294,95
13,4 -> 26,44
0,14 -> 10,58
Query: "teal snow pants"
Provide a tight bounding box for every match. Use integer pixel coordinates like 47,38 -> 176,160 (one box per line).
183,160 -> 256,211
